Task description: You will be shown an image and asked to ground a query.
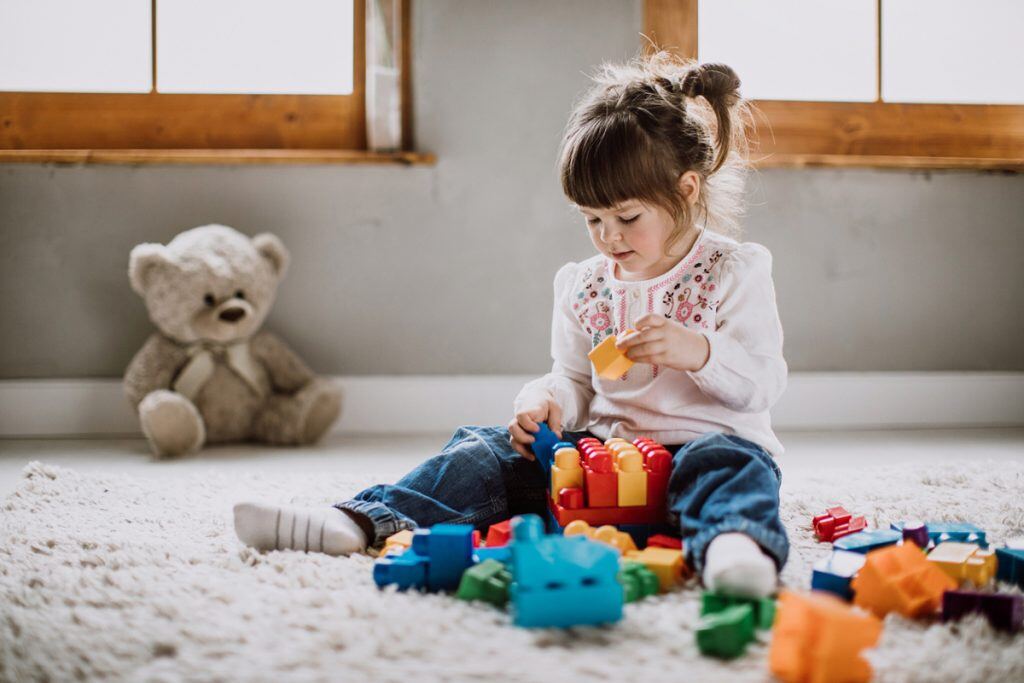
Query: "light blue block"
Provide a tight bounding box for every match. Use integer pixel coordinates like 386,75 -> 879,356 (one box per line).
890,521 -> 987,548
996,547 -> 1024,588
833,529 -> 902,554
811,549 -> 866,600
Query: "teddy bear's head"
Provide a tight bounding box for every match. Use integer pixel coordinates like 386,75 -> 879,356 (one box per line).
129,224 -> 289,345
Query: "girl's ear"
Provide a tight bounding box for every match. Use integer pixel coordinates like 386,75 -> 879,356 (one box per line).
678,171 -> 702,206
252,233 -> 290,280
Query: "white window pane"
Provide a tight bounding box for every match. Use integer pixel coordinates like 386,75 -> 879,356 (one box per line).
0,0 -> 151,93
157,0 -> 354,95
882,0 -> 1024,104
698,0 -> 877,102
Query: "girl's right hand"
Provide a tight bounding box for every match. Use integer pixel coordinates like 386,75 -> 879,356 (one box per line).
508,400 -> 563,461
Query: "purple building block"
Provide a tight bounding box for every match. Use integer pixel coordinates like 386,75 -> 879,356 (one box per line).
901,521 -> 929,549
941,590 -> 1023,633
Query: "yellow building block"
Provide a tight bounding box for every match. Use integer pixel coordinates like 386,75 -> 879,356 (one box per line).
588,330 -> 636,380
563,520 -> 637,554
382,529 -> 414,556
625,547 -> 688,591
617,449 -> 647,506
551,447 -> 583,503
928,542 -> 997,586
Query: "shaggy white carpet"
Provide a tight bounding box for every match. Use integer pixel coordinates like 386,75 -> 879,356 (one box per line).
2,459 -> 1023,683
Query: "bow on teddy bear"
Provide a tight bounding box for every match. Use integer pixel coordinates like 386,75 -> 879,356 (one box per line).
124,224 -> 342,458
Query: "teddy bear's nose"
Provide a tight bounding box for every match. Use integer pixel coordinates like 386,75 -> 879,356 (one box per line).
219,306 -> 247,323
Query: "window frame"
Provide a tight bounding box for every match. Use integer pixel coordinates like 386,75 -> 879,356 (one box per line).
0,0 -> 431,165
644,0 -> 1024,171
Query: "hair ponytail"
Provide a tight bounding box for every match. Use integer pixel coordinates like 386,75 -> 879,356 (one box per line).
681,63 -> 741,174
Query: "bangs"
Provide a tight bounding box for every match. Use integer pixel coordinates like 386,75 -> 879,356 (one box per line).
559,113 -> 677,212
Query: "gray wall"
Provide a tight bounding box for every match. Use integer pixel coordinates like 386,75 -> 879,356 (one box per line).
1,0 -> 1022,379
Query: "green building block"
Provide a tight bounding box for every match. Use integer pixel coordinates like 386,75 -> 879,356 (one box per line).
618,561 -> 660,603
455,559 -> 512,606
696,604 -> 755,659
701,590 -> 776,630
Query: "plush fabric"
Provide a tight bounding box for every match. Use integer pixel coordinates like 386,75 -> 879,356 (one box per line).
124,225 -> 341,457
1,460 -> 1022,682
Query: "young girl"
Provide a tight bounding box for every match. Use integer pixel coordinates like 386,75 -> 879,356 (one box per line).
234,53 -> 788,598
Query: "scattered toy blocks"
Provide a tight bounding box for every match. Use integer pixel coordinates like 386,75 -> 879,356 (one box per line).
890,521 -> 987,548
942,589 -> 1023,633
618,561 -> 660,603
485,519 -> 512,547
850,543 -> 956,618
563,520 -> 638,553
900,520 -> 930,549
373,549 -> 429,591
996,545 -> 1024,588
701,591 -> 776,631
410,524 -> 476,592
832,529 -> 902,554
810,549 -> 866,601
927,542 -> 997,586
588,330 -> 636,380
812,506 -> 868,543
769,590 -> 882,683
624,546 -> 688,591
456,559 -> 513,607
696,604 -> 755,659
508,515 -> 624,628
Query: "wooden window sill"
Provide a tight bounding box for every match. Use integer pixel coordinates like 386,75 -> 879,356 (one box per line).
0,149 -> 436,166
753,154 -> 1024,171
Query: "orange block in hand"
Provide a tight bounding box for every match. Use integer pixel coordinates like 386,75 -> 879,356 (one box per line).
769,590 -> 882,683
588,329 -> 636,380
851,543 -> 956,618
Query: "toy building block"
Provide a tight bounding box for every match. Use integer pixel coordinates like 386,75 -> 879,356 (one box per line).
382,529 -> 415,556
701,591 -> 776,631
529,423 -> 562,477
643,448 -> 672,513
927,542 -> 997,586
588,330 -> 636,380
811,549 -> 866,602
996,546 -> 1024,588
696,604 -> 755,659
890,521 -> 987,548
456,559 -> 513,607
373,550 -> 429,591
624,546 -> 688,591
850,543 -> 956,618
942,589 -> 1023,633
646,534 -> 683,550
811,505 -> 868,543
508,515 -> 624,628
618,561 -> 660,603
473,545 -> 512,565
900,520 -> 930,549
558,487 -> 584,509
409,524 -> 475,592
769,590 -> 882,683
617,449 -> 647,507
485,519 -> 512,547
582,446 -> 617,508
832,529 -> 902,554
563,520 -> 637,554
551,447 -> 584,502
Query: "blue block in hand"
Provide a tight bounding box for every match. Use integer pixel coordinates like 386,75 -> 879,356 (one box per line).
530,422 -> 562,478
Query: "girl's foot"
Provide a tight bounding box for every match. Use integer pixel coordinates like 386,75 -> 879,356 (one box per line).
233,502 -> 368,555
702,532 -> 777,598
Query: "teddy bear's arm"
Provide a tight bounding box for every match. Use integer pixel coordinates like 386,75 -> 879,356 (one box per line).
250,331 -> 317,394
124,334 -> 188,409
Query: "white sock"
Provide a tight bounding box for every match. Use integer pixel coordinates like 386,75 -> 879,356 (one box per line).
702,532 -> 777,598
233,502 -> 368,556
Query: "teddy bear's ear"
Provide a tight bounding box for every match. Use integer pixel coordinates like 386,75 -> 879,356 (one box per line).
253,233 -> 290,279
129,243 -> 172,296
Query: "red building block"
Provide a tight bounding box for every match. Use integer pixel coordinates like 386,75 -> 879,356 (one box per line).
644,449 -> 672,512
583,449 -> 618,508
813,506 -> 868,542
647,534 -> 683,549
472,530 -> 482,547
559,487 -> 584,509
485,519 -> 512,547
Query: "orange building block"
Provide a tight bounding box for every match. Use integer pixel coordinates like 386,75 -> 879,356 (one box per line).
617,449 -> 647,507
928,542 -> 997,586
851,543 -> 956,618
382,529 -> 414,556
624,547 -> 689,590
563,520 -> 637,554
551,447 -> 583,503
769,590 -> 882,683
588,330 -> 636,380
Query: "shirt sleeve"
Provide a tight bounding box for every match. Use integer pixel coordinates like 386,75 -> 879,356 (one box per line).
686,242 -> 788,413
514,261 -> 595,430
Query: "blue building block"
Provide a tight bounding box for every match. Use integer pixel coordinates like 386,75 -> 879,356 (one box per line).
996,546 -> 1024,588
890,521 -> 987,548
811,549 -> 866,600
530,422 -> 562,479
373,550 -> 429,591
411,524 -> 475,592
833,529 -> 902,554
508,515 -> 623,628
473,545 -> 512,564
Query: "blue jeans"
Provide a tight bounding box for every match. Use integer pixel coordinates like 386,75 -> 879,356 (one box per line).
336,426 -> 788,573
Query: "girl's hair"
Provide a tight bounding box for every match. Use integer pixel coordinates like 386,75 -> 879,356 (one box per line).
559,51 -> 752,245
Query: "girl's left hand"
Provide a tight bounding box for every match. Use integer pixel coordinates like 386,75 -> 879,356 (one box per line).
615,314 -> 711,373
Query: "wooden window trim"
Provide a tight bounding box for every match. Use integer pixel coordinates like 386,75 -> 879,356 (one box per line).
0,0 -> 433,166
644,0 -> 1024,171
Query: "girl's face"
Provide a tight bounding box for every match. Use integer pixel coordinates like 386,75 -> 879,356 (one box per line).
579,200 -> 683,281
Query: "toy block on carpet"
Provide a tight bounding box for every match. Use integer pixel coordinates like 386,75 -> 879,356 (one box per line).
927,542 -> 997,586
811,549 -> 865,601
850,544 -> 956,618
942,589 -> 1023,633
696,604 -> 755,659
811,505 -> 867,543
832,529 -> 902,554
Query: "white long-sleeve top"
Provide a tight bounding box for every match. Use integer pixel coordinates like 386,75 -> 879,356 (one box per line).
516,228 -> 787,456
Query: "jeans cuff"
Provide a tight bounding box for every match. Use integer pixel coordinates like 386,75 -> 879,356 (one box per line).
685,514 -> 790,575
334,500 -> 417,548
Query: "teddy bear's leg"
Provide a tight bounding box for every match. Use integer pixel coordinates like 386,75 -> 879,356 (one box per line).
252,379 -> 342,446
138,390 -> 206,458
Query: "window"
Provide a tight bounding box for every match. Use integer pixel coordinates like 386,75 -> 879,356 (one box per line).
0,0 -> 428,164
643,0 -> 1024,170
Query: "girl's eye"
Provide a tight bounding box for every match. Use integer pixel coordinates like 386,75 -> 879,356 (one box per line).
586,217 -> 600,226
203,294 -> 216,307
620,215 -> 640,224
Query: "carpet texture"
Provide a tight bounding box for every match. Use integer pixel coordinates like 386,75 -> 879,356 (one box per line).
2,460 -> 1023,682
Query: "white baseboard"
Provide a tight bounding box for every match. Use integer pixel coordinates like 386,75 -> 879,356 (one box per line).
0,373 -> 1022,438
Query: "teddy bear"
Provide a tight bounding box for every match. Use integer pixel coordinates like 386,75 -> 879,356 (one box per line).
124,224 -> 342,458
